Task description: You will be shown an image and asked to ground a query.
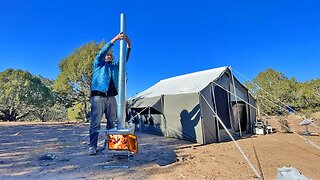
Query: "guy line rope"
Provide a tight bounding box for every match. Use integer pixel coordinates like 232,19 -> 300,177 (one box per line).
210,80 -> 320,150
200,93 -> 263,179
232,68 -> 320,131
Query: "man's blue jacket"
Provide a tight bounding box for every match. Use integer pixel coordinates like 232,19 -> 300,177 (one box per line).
91,42 -> 130,93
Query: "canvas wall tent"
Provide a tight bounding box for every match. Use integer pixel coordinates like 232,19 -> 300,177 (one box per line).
126,66 -> 256,144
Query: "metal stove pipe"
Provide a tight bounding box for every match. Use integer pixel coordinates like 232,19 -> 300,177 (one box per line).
117,13 -> 126,129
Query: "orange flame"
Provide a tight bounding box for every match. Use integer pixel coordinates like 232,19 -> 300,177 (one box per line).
107,134 -> 138,154
108,134 -> 128,150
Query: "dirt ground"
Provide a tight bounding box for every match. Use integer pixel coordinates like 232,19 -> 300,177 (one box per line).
0,115 -> 319,180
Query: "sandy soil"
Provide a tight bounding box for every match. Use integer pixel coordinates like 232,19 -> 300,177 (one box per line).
0,116 -> 319,180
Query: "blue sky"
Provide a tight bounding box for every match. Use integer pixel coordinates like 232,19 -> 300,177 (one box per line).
0,0 -> 319,97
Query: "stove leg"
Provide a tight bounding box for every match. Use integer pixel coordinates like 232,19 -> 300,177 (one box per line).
103,151 -> 132,169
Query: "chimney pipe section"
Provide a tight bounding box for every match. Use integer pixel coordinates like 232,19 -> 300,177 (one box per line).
117,13 -> 126,129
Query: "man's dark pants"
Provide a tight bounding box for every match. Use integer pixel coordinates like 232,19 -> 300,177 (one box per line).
89,95 -> 117,149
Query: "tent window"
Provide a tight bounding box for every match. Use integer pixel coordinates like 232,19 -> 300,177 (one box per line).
214,86 -> 232,129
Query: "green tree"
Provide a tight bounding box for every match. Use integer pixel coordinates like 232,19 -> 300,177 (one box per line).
245,68 -> 297,115
296,79 -> 320,110
67,103 -> 84,121
35,75 -> 68,122
53,41 -> 105,121
0,69 -> 55,121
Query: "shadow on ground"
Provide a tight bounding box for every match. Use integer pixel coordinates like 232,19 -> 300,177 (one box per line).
0,122 -> 193,179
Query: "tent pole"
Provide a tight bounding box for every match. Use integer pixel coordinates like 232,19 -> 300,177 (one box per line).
256,96 -> 261,121
117,13 -> 127,129
211,83 -> 220,142
230,66 -> 242,136
161,95 -> 167,137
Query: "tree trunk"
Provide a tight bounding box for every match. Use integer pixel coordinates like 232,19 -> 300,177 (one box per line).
40,109 -> 47,122
0,108 -> 19,121
83,101 -> 89,122
16,111 -> 30,121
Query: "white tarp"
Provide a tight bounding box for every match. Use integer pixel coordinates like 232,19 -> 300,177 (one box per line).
130,66 -> 228,99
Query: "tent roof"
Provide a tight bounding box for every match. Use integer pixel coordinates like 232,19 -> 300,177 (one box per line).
130,66 -> 229,99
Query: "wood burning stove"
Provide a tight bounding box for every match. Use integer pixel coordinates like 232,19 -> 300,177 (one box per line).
97,128 -> 137,168
106,128 -> 138,154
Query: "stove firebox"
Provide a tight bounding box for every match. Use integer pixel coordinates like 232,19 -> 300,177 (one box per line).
107,133 -> 138,154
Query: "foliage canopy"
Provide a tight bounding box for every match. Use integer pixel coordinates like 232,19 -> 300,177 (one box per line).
245,68 -> 320,115
0,69 -> 55,121
53,41 -> 105,121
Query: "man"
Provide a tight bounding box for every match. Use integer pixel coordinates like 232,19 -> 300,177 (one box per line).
89,32 -> 131,155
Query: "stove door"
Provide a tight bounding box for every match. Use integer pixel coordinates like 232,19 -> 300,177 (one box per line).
128,134 -> 138,154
